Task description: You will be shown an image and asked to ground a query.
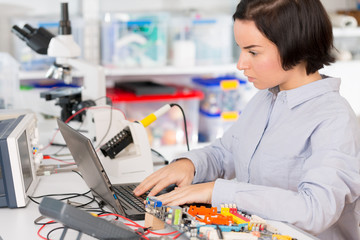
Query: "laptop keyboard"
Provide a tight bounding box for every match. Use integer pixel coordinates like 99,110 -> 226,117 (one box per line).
113,184 -> 148,213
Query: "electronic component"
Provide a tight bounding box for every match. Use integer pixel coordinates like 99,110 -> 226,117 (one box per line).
229,204 -> 250,223
39,197 -> 140,240
188,205 -> 233,225
200,229 -> 259,240
272,234 -> 297,240
100,104 -> 172,159
0,110 -> 40,208
143,199 -> 297,240
250,215 -> 279,234
100,126 -> 133,159
221,204 -> 248,224
197,224 -> 248,232
165,206 -> 183,226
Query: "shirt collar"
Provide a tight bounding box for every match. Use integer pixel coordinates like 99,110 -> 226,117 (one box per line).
268,76 -> 341,109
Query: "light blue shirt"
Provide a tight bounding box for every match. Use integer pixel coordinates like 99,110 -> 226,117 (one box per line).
178,77 -> 360,239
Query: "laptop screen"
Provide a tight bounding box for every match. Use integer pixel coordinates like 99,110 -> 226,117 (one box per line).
57,119 -> 125,216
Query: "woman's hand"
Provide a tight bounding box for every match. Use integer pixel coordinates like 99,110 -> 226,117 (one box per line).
133,158 -> 195,197
156,182 -> 215,206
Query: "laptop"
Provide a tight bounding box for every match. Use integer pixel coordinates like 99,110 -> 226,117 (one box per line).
57,118 -> 171,220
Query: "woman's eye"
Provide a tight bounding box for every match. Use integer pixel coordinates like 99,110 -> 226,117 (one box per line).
249,51 -> 257,56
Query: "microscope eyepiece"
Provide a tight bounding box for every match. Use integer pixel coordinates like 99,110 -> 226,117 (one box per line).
11,25 -> 29,41
59,2 -> 71,35
23,24 -> 36,34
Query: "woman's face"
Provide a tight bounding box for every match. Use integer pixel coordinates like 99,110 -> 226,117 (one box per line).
234,19 -> 298,90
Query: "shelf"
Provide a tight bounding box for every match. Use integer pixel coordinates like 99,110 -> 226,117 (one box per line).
333,27 -> 360,37
105,64 -> 238,76
19,64 -> 239,80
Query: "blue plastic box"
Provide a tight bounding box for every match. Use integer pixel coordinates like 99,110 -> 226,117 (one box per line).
192,76 -> 247,142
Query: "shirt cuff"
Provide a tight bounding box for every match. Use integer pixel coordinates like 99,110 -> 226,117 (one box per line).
212,178 -> 239,208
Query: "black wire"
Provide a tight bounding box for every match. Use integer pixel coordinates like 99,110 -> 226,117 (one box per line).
94,96 -> 112,105
34,215 -> 58,226
72,169 -> 83,178
51,145 -> 67,156
29,190 -> 91,204
94,98 -> 114,149
216,224 -> 224,239
170,103 -> 190,151
151,148 -> 169,165
46,227 -> 65,240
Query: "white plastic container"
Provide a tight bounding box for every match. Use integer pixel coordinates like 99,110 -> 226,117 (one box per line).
191,15 -> 233,66
0,53 -> 19,109
101,12 -> 169,68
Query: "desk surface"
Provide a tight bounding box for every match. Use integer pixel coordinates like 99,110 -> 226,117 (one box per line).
0,167 -> 319,240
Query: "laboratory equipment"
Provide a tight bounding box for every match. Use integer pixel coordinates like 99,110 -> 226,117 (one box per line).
100,104 -> 172,159
85,107 -> 154,184
107,85 -> 203,147
0,110 -> 40,208
11,2 -> 106,123
39,197 -> 140,239
11,15 -> 84,71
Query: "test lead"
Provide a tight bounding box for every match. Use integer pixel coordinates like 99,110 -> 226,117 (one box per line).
138,104 -> 172,127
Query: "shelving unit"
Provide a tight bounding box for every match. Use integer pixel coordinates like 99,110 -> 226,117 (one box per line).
333,27 -> 360,37
104,64 -> 238,77
18,63 -> 242,80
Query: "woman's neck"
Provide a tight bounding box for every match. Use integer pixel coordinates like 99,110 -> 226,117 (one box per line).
279,63 -> 322,91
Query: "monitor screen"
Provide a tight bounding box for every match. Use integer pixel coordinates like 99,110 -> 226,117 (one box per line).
17,131 -> 33,191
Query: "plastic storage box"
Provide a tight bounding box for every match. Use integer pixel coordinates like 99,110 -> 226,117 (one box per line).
101,12 -> 169,68
191,14 -> 233,66
192,76 -> 247,142
107,85 -> 203,147
169,13 -> 233,67
0,53 -> 19,109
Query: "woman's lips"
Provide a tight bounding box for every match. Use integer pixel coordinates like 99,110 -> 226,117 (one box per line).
247,76 -> 255,82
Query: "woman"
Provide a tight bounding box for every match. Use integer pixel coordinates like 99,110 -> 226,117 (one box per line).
134,0 -> 360,239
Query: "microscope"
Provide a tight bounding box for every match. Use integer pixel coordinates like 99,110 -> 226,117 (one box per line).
11,2 -> 106,123
11,2 -> 159,183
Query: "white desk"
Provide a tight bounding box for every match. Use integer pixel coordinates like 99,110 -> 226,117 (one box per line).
0,164 -> 319,240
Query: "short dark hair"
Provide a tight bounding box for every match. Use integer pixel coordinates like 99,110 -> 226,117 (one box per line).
233,0 -> 335,75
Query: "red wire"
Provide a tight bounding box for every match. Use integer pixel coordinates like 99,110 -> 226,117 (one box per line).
38,213 -> 178,240
147,230 -> 179,236
37,220 -> 55,240
40,105 -> 126,151
99,213 -> 142,228
98,213 -> 179,237
47,156 -> 75,164
173,232 -> 182,239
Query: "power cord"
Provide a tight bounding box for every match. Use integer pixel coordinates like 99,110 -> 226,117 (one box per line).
170,103 -> 190,151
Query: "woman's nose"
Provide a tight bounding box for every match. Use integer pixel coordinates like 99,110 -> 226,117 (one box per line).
237,52 -> 250,71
